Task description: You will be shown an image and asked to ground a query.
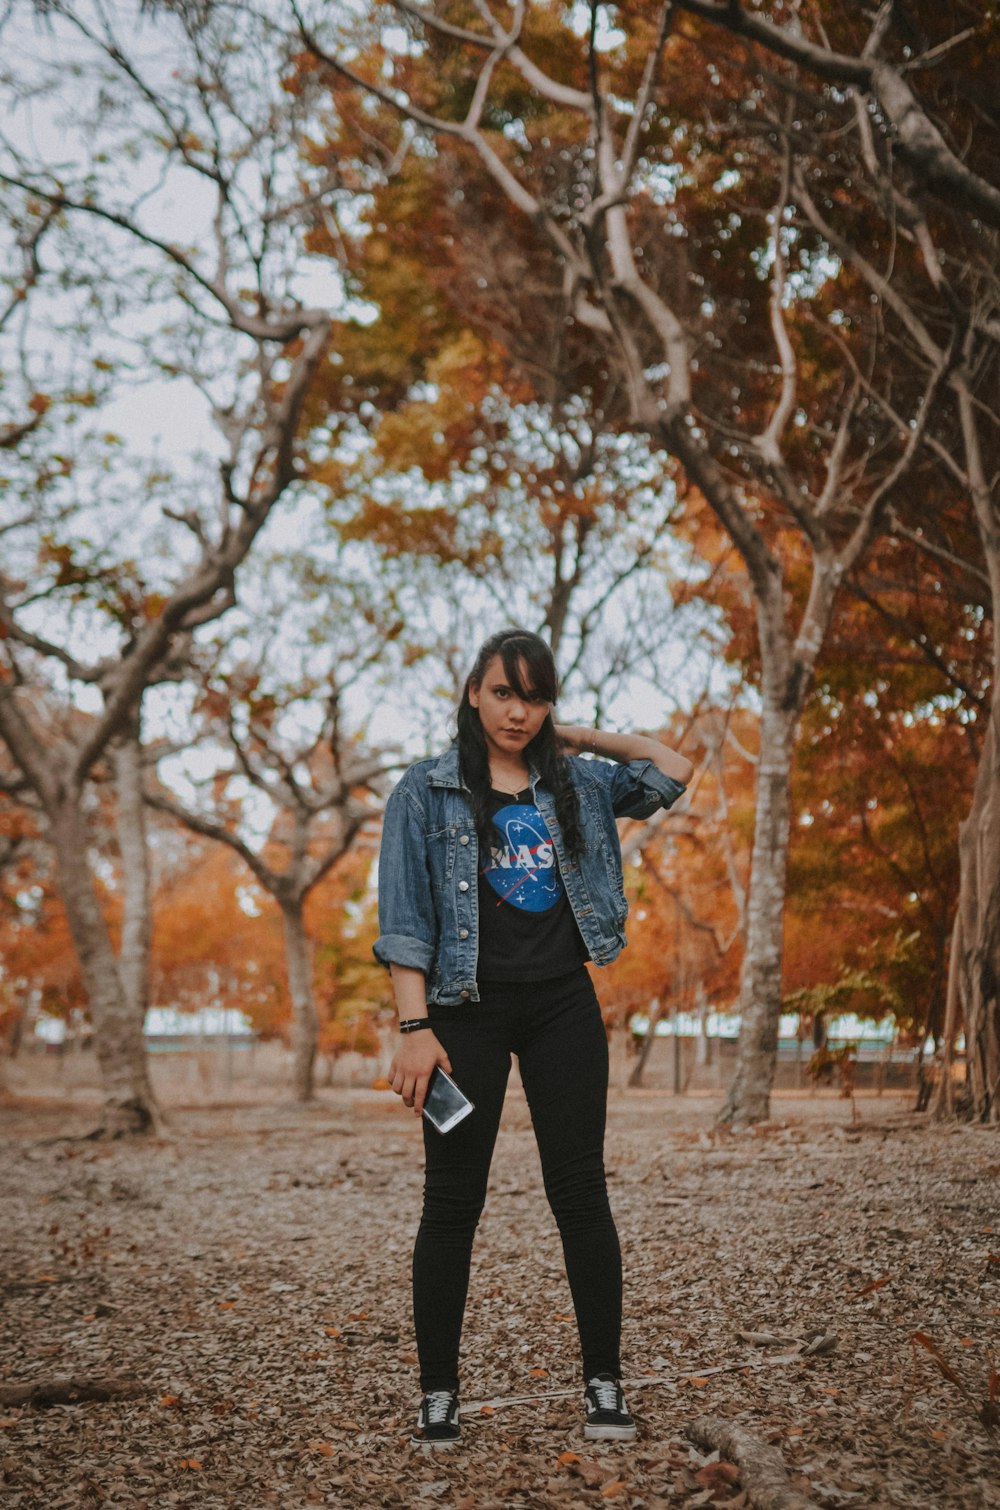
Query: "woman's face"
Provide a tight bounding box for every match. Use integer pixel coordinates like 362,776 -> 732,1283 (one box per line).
469,654 -> 552,763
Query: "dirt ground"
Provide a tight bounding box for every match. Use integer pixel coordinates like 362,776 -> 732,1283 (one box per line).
1,1083 -> 997,1510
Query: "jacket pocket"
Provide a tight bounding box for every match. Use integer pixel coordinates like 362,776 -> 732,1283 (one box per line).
426,824 -> 459,880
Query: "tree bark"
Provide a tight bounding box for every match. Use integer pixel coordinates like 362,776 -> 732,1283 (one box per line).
950,378 -> 1000,1123
628,996 -> 663,1088
0,1376 -> 143,1408
931,909 -> 962,1119
955,710 -> 1000,1121
717,690 -> 798,1127
686,1415 -> 820,1510
47,796 -> 159,1135
281,899 -> 319,1104
112,721 -> 152,1023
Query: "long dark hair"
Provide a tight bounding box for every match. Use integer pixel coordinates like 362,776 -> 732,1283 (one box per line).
456,627 -> 584,860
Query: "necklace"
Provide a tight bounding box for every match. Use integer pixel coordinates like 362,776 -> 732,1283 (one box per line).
490,773 -> 530,797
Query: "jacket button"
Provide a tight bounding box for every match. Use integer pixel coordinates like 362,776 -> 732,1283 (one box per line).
460,990 -> 470,1000
459,928 -> 469,940
459,834 -> 470,845
458,880 -> 469,892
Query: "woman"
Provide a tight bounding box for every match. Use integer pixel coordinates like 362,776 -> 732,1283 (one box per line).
375,628 -> 692,1447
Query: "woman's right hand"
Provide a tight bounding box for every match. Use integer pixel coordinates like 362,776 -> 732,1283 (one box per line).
388,1029 -> 453,1118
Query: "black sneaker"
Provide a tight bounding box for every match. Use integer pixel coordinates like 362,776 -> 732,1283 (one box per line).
583,1373 -> 636,1441
412,1389 -> 461,1447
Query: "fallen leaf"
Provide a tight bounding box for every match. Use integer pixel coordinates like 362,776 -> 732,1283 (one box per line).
695,1461 -> 741,1493
854,1275 -> 892,1297
912,1332 -> 967,1394
600,1480 -> 628,1498
529,1367 -> 547,1378
324,1327 -> 342,1337
687,1376 -> 710,1387
557,1451 -> 581,1464
177,1458 -> 202,1471
217,1300 -> 235,1310
568,1457 -> 614,1489
306,1441 -> 335,1457
479,1405 -> 495,1416
159,1395 -> 181,1408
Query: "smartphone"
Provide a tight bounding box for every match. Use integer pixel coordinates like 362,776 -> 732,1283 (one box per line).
422,1066 -> 475,1134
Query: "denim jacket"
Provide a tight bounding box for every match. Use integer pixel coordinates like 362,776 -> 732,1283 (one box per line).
374,745 -> 686,1005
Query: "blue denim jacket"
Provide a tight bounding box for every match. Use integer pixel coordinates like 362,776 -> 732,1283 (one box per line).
374,745 -> 686,1004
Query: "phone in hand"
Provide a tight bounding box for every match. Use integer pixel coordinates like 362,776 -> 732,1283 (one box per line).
422,1066 -> 474,1134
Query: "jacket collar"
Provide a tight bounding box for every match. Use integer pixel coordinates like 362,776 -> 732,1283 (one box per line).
427,746 -> 464,790
427,744 -> 542,793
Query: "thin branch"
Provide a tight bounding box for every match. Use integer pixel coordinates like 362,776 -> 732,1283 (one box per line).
0,599 -> 97,682
145,788 -> 278,893
753,102 -> 797,468
0,172 -> 325,346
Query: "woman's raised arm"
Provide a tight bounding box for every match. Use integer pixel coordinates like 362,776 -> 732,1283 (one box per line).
554,724 -> 694,787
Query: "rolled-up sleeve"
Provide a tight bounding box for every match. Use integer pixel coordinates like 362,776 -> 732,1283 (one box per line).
591,757 -> 687,820
372,782 -> 438,974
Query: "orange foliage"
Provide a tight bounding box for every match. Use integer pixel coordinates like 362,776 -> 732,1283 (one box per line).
150,831 -> 386,1050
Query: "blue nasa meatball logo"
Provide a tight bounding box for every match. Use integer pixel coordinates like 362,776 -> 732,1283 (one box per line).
482,802 -> 563,913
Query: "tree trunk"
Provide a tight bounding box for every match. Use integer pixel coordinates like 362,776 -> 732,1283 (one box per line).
48,797 -> 159,1135
930,909 -> 962,1119
718,697 -> 798,1127
946,377 -> 1000,1121
628,996 -> 663,1088
112,723 -> 152,1022
281,899 -> 318,1103
954,709 -> 1000,1121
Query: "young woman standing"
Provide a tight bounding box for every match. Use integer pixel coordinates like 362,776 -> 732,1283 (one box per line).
375,628 -> 692,1447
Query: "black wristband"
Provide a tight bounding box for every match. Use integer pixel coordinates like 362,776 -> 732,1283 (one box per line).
398,1018 -> 433,1034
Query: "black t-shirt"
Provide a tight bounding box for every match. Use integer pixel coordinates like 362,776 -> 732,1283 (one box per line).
476,788 -> 588,984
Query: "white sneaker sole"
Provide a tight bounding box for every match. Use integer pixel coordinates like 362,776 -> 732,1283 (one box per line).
584,1421 -> 637,1441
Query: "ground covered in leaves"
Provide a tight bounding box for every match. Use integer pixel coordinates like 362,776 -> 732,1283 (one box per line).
1,1086 -> 997,1509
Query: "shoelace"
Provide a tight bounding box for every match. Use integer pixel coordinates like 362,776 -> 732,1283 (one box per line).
587,1377 -> 621,1412
424,1390 -> 456,1424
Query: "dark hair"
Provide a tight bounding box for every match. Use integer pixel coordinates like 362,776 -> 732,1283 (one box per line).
456,627 -> 584,860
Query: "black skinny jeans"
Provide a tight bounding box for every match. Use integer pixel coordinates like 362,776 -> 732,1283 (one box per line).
413,966 -> 623,1393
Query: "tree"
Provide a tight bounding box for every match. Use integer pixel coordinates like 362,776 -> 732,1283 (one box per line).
662,6 -> 1000,1123
0,0 -> 347,1131
298,0 -> 973,1124
147,608 -> 387,1101
298,135 -> 698,715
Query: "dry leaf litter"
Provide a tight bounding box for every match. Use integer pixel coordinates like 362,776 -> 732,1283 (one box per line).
1,1086 -> 997,1509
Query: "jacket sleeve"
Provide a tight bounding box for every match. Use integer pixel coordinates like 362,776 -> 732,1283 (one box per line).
583,756 -> 687,820
372,780 -> 439,974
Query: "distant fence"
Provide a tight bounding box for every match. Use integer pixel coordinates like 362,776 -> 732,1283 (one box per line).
625,1033 -> 923,1094
11,1032 -> 389,1100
